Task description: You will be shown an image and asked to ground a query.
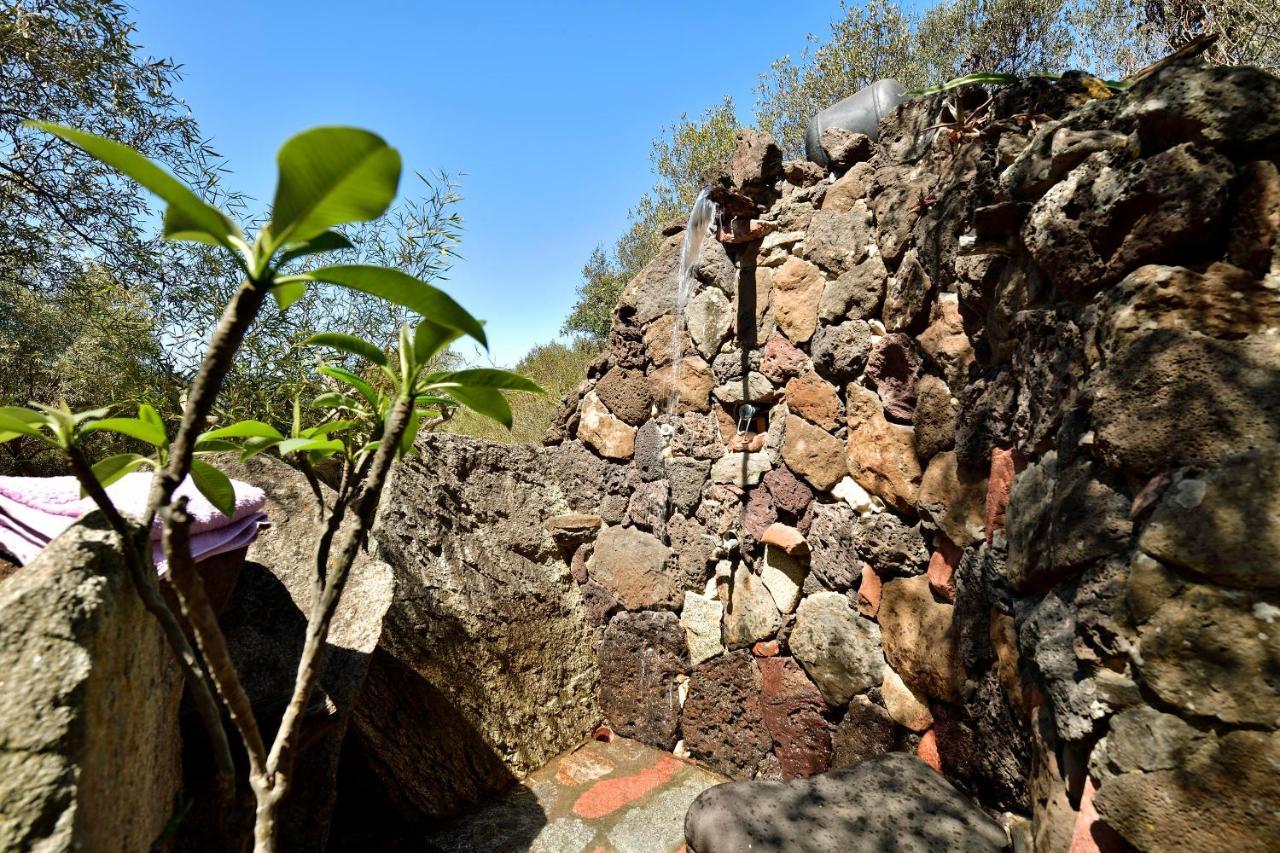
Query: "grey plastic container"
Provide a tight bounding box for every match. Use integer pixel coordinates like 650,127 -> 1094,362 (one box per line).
805,79 -> 907,166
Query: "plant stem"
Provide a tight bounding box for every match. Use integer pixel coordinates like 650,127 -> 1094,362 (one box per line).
252,396 -> 412,847
145,279 -> 268,529
65,447 -> 237,813
161,499 -> 269,780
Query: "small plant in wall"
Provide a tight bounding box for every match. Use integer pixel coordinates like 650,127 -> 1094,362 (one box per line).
0,121 -> 539,850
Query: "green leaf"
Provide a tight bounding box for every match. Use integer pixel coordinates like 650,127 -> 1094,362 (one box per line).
277,437 -> 344,456
413,318 -> 463,365
305,266 -> 487,347
26,121 -> 243,250
0,414 -> 45,441
399,407 -> 422,457
239,436 -> 282,461
138,404 -> 163,429
276,230 -> 354,266
319,364 -> 379,407
446,385 -> 512,430
197,420 -> 285,444
272,281 -> 308,311
269,127 -> 401,245
414,395 -> 459,407
312,392 -> 364,411
304,332 -> 388,366
84,417 -> 167,447
302,418 -> 360,438
192,439 -> 242,453
89,453 -> 152,491
428,368 -> 543,394
189,458 -> 236,519
70,405 -> 114,426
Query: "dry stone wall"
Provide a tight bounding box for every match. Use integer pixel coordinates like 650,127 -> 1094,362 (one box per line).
541,61 -> 1280,848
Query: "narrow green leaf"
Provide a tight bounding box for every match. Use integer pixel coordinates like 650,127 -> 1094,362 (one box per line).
26,121 -> 243,250
277,437 -> 344,456
197,420 -> 285,443
272,281 -> 308,311
413,318 -> 463,365
276,230 -> 354,266
83,417 -> 166,447
304,332 -> 388,366
0,408 -> 46,440
89,453 -> 152,490
270,127 -> 401,245
239,436 -> 281,461
189,458 -> 236,519
429,368 -> 543,394
446,385 -> 512,429
319,364 -> 379,407
192,439 -> 242,453
70,405 -> 114,426
302,418 -> 360,438
312,392 -> 364,410
305,265 -> 487,346
138,404 -> 163,429
414,395 -> 459,407
399,407 -> 422,457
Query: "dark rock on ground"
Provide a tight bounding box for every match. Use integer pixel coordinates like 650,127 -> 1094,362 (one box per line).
684,753 -> 1009,853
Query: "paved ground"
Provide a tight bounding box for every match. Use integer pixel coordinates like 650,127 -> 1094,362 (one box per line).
425,734 -> 727,852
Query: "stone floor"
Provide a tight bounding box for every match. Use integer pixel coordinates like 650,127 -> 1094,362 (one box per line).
424,734 -> 727,852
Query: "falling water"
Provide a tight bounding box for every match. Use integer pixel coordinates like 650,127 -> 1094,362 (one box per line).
665,187 -> 717,416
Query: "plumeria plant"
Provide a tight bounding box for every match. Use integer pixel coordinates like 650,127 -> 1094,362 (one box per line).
0,121 -> 538,851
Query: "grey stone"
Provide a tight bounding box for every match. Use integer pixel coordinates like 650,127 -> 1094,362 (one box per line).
723,564 -> 782,650
668,457 -> 711,514
1089,705 -> 1210,782
884,248 -> 934,334
807,502 -> 862,591
791,592 -> 883,706
804,205 -> 873,276
713,371 -> 779,405
0,515 -> 182,853
819,254 -> 886,322
588,524 -> 678,610
687,287 -> 733,360
1139,448 -> 1280,589
684,753 -> 1009,853
811,320 -> 872,384
364,434 -> 601,818
633,420 -> 665,482
598,611 -> 688,749
711,451 -> 772,488
831,696 -> 899,768
913,374 -> 957,463
852,513 -> 929,577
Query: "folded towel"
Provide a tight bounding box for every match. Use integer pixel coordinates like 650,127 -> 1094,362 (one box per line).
0,472 -> 269,569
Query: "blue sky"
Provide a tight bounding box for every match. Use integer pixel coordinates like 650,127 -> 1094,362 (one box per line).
128,1 -> 848,366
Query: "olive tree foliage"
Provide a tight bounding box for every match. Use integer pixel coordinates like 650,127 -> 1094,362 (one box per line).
561,97 -> 739,341
2,120 -> 538,851
756,0 -> 1280,156
0,1 -> 467,467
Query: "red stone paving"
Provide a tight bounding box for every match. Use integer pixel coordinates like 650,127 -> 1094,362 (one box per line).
425,735 -> 726,852
573,753 -> 683,819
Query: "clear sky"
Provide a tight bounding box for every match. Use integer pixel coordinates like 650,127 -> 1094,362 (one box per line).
127,0 -> 849,366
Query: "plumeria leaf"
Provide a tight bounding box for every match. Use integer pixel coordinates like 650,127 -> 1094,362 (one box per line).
189,458 -> 237,518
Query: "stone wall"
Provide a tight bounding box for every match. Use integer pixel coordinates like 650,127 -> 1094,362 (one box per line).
539,61 -> 1280,848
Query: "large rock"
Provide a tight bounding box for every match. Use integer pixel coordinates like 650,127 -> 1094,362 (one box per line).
819,254 -> 886,322
831,695 -> 899,768
781,414 -> 847,491
687,287 -> 733,360
811,320 -> 872,384
578,391 -> 637,460
845,384 -> 923,512
807,501 -> 863,591
878,576 -> 960,703
1138,448 -> 1280,589
594,366 -> 653,427
917,451 -> 987,546
651,356 -> 714,415
682,591 -> 726,666
771,256 -> 824,344
790,592 -> 883,706
785,370 -> 841,431
1129,557 -> 1280,728
1117,62 -> 1280,160
363,435 -> 601,818
722,563 -> 782,649
803,205 -> 872,276
1022,144 -> 1235,297
758,657 -> 832,779
1005,452 -> 1131,592
598,611 -> 688,749
217,453 -> 394,850
0,515 -> 182,853
865,332 -> 920,422
682,650 -> 773,779
851,513 -> 929,577
684,753 -> 1009,853
588,524 -> 678,610
618,232 -> 682,324
1090,329 -> 1280,479
913,374 -> 957,462
1093,729 -> 1280,853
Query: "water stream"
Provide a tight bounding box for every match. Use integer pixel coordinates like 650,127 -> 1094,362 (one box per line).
664,187 -> 717,417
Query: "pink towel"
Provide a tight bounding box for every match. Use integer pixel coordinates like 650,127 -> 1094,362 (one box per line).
0,472 -> 269,570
